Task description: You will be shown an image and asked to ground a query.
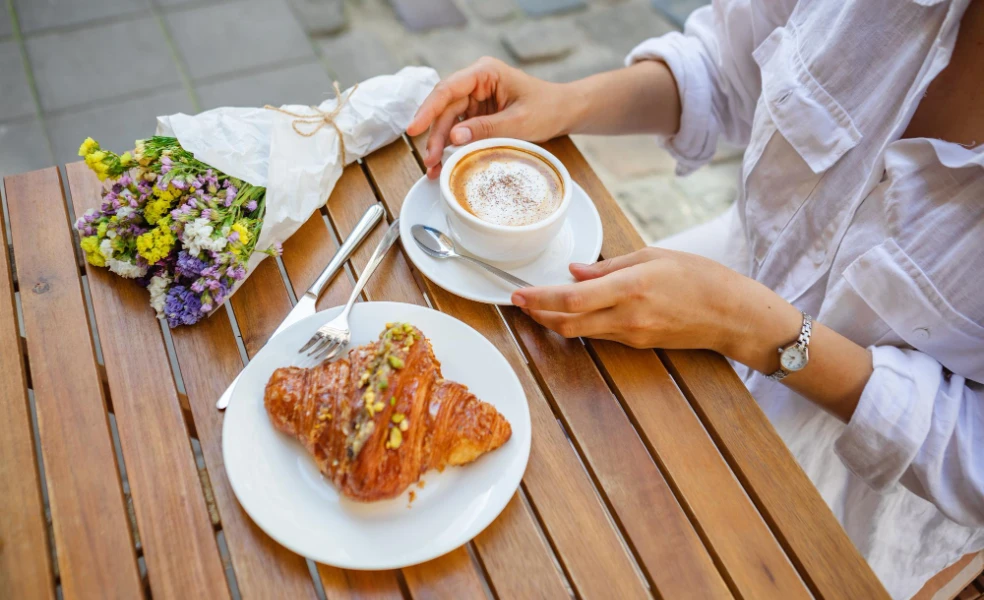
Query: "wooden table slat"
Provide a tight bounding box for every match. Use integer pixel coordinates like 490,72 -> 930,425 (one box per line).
502,308 -> 735,600
589,339 -> 810,599
537,137 -> 887,599
325,164 -> 570,599
0,180 -> 56,599
169,312 -> 320,597
662,350 -> 889,599
4,168 -> 143,598
364,139 -> 650,600
66,163 -> 230,599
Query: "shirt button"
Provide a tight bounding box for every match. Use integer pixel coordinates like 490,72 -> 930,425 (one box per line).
776,90 -> 793,105
912,327 -> 931,341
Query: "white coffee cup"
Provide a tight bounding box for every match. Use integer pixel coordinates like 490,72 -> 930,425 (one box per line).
439,138 -> 572,265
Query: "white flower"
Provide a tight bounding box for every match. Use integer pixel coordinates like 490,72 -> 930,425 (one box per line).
182,217 -> 228,257
116,206 -> 135,219
107,257 -> 147,279
148,275 -> 171,317
106,230 -> 117,239
99,238 -> 114,259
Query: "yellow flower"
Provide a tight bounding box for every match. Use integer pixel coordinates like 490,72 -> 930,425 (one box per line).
96,222 -> 108,238
144,196 -> 171,225
78,137 -> 99,158
231,222 -> 251,245
119,152 -> 133,167
80,235 -> 106,267
136,219 -> 175,264
230,222 -> 251,258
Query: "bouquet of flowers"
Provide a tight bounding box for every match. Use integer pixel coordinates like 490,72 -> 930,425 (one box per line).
76,136 -> 279,327
72,66 -> 438,327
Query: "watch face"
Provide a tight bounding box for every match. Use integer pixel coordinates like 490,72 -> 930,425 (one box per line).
780,346 -> 808,371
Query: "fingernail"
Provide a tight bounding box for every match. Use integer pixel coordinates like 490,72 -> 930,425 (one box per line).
424,147 -> 430,160
451,128 -> 472,145
571,262 -> 588,269
512,293 -> 526,307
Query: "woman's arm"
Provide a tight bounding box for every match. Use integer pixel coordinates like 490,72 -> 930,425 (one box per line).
512,247 -> 872,422
515,248 -> 984,526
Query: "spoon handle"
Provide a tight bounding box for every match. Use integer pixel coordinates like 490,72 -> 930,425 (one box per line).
456,255 -> 533,288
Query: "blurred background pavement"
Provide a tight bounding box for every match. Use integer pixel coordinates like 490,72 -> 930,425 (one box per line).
0,0 -> 739,242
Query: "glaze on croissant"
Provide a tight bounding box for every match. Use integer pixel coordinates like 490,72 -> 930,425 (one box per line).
264,323 -> 512,502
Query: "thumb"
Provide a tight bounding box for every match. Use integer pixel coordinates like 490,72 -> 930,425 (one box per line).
570,249 -> 659,281
450,111 -> 516,144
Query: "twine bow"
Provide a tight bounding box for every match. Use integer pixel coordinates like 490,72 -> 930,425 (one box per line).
264,81 -> 359,163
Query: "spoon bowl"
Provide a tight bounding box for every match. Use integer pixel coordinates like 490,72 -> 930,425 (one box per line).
410,225 -> 532,288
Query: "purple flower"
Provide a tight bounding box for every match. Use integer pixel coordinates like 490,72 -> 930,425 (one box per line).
201,265 -> 220,279
112,183 -> 123,194
172,178 -> 187,190
201,209 -> 211,220
176,251 -> 209,278
227,264 -> 246,280
273,242 -> 283,256
120,173 -> 132,186
164,285 -> 203,327
245,200 -> 257,212
190,279 -> 206,294
228,231 -> 240,243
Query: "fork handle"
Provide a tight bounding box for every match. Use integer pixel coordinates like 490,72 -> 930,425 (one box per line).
339,219 -> 402,320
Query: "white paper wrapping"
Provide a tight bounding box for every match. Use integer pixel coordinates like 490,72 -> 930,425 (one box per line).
155,66 -> 439,287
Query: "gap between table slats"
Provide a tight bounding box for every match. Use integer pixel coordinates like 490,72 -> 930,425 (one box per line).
4,168 -> 143,599
65,164 -> 230,599
326,161 -> 572,600
0,176 -> 56,599
539,137 -> 888,600
364,138 -> 651,600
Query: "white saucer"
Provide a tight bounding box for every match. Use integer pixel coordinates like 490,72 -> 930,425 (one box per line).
223,302 -> 531,569
400,176 -> 604,305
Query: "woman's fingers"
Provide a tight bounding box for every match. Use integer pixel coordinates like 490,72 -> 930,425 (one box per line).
408,59 -> 502,137
570,247 -> 661,281
525,307 -> 615,339
424,97 -> 469,172
511,274 -> 621,313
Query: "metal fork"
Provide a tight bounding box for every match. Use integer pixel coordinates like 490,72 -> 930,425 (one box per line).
298,218 -> 402,364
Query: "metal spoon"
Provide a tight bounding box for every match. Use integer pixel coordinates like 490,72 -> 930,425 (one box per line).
411,224 -> 532,288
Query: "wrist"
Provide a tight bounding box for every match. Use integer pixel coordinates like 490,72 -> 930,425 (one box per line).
557,79 -> 592,136
717,278 -> 802,373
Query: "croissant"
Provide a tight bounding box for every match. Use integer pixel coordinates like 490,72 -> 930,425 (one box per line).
264,323 -> 512,502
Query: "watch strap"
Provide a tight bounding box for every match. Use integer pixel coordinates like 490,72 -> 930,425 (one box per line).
767,312 -> 813,381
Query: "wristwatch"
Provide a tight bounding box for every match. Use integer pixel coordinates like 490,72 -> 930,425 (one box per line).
767,312 -> 813,381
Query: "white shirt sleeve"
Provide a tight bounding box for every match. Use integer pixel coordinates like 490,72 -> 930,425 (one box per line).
835,345 -> 984,528
625,1 -> 793,175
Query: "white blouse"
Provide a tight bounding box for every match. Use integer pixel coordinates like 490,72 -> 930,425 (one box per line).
628,0 -> 984,597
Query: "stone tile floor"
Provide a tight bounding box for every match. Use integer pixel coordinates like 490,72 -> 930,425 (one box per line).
0,0 -> 736,243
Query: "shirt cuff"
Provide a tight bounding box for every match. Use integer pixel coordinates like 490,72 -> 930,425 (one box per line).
626,32 -> 717,176
834,345 -> 941,492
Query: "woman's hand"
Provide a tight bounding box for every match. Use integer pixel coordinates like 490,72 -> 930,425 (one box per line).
512,247 -> 754,353
406,57 -> 572,179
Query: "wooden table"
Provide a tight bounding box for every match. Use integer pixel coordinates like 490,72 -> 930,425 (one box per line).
0,134 -> 888,599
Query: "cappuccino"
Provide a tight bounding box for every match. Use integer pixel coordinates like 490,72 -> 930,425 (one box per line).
449,147 -> 564,226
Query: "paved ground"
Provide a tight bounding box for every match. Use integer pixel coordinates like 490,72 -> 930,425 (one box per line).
0,0 -> 736,242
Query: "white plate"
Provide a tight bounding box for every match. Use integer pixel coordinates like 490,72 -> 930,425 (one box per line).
400,176 -> 604,304
223,302 -> 531,570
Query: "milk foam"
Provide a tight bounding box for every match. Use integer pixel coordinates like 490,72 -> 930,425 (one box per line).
459,159 -> 561,226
